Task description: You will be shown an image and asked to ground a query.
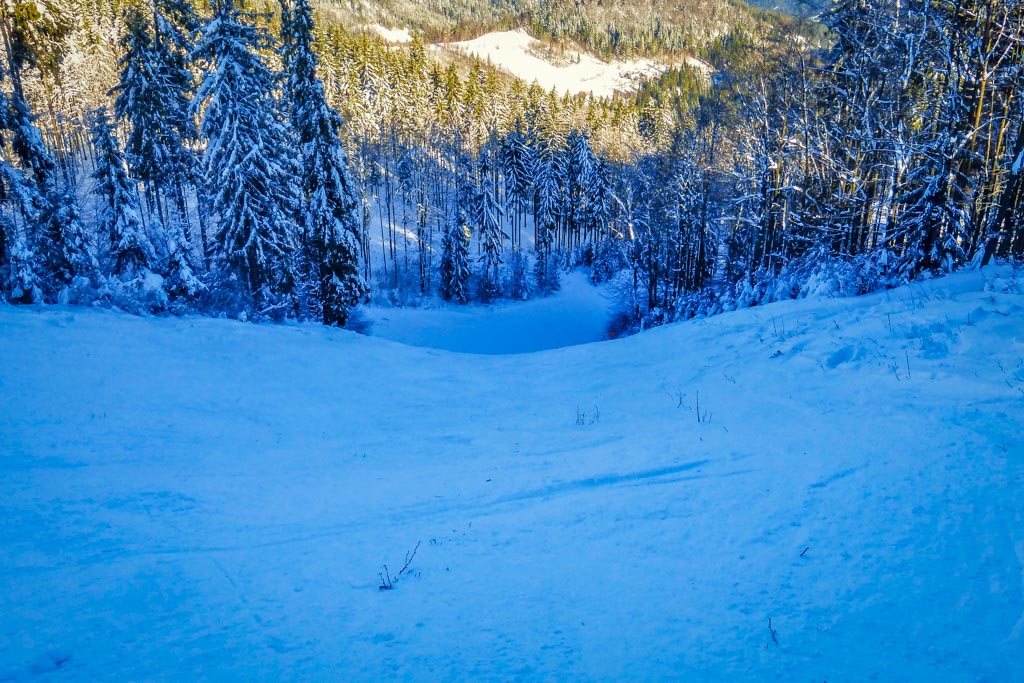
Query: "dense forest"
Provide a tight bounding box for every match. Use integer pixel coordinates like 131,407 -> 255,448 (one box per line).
313,0 -> 814,58
0,0 -> 1022,329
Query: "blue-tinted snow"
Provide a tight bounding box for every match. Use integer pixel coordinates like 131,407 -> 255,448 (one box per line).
1,267 -> 1023,681
362,270 -> 616,354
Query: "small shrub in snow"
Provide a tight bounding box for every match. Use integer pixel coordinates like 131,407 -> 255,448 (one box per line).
534,249 -> 561,296
607,309 -> 637,339
102,269 -> 170,314
343,307 -> 373,334
506,248 -> 531,301
378,541 -> 420,590
590,238 -> 629,284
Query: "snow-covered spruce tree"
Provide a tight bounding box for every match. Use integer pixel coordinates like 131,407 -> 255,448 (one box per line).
566,129 -> 597,249
112,5 -> 202,303
475,149 -> 506,302
532,134 -> 563,294
439,171 -> 472,304
506,246 -> 530,300
192,0 -> 300,318
37,189 -> 100,302
0,0 -> 71,194
89,108 -> 156,284
4,88 -> 56,199
0,66 -> 96,301
280,0 -> 367,326
500,124 -> 533,250
0,92 -> 42,304
2,225 -> 40,303
1,21 -> 58,289
584,156 -> 615,279
112,3 -> 200,249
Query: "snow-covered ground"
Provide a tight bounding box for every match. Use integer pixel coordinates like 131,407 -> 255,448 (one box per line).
364,24 -> 413,44
2,268 -> 1023,680
441,30 -> 668,98
363,271 -> 615,354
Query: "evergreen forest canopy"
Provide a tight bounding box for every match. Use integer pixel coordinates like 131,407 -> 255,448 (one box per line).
0,0 -> 1022,330
315,0 -> 815,59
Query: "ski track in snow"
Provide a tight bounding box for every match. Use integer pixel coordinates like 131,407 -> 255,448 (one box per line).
1,268 -> 1023,680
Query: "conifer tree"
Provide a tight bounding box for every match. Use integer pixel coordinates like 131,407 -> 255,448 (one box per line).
192,0 -> 300,316
475,150 -> 506,301
280,0 -> 367,326
440,169 -> 472,304
500,125 -> 532,249
584,157 -> 612,242
0,41 -> 94,300
0,0 -> 71,183
112,4 -> 199,253
566,129 -> 597,246
4,87 -> 57,197
1,225 -> 39,303
506,246 -> 530,300
37,189 -> 99,299
533,135 -> 563,293
89,107 -> 154,278
0,91 -> 41,303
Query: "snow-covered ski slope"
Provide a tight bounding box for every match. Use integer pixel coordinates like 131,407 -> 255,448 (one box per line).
2,268 -> 1023,680
363,271 -> 614,353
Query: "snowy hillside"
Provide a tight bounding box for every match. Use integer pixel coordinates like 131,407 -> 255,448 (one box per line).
2,268 -> 1023,680
440,30 -> 675,98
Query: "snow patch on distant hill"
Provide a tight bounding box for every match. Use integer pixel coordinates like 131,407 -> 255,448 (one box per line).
441,29 -> 668,98
365,24 -> 413,43
683,55 -> 714,75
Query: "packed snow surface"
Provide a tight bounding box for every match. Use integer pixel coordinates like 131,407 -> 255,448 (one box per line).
2,268 -> 1024,680
442,30 -> 667,98
363,271 -> 615,353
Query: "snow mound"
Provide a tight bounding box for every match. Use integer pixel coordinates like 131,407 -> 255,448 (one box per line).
441,29 -> 667,98
1,267 -> 1023,680
363,271 -> 614,354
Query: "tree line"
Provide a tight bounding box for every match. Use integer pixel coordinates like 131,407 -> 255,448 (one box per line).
1,0 -> 367,323
0,0 -> 1022,331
